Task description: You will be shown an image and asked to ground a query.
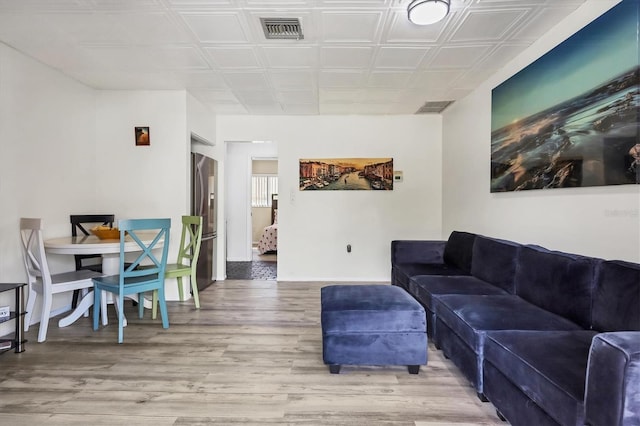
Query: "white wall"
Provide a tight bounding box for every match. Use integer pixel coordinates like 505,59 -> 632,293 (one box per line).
0,43 -> 97,332
218,115 -> 442,281
442,0 -> 640,263
94,90 -> 192,299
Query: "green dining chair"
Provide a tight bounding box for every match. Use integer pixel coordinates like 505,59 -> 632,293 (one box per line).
93,218 -> 171,343
152,215 -> 203,319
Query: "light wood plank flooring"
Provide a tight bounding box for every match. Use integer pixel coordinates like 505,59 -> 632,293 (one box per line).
0,280 -> 505,425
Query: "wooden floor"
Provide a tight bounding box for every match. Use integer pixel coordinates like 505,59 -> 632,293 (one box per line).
0,280 -> 505,425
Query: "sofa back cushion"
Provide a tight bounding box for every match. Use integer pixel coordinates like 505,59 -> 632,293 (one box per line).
515,246 -> 596,329
443,231 -> 476,273
591,260 -> 640,332
470,236 -> 520,293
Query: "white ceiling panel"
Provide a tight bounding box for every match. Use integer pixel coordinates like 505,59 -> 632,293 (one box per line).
320,88 -> 362,102
474,0 -> 581,4
36,12 -> 189,45
245,0 -> 313,6
0,0 -> 588,114
374,46 -> 428,69
383,10 -> 448,43
320,103 -> 357,114
0,0 -> 163,12
321,46 -> 374,69
149,47 -> 210,70
84,0 -> 163,11
204,47 -> 262,69
116,13 -> 192,44
167,0 -> 232,6
361,88 -> 403,102
349,102 -> 394,114
270,70 -> 317,89
319,70 -> 367,87
277,90 -> 318,104
224,71 -> 271,90
428,45 -> 491,68
320,11 -> 384,42
411,70 -> 463,89
180,12 -> 250,43
36,13 -> 127,44
234,89 -> 277,103
320,0 -> 392,5
451,9 -> 528,41
179,71 -> 229,89
261,46 -> 318,68
368,71 -> 413,87
512,6 -> 583,41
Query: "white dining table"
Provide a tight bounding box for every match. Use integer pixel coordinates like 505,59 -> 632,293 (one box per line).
44,232 -> 163,328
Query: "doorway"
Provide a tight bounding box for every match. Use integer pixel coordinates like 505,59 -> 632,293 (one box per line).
226,158 -> 278,280
224,141 -> 278,280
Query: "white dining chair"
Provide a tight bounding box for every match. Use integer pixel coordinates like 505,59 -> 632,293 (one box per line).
20,218 -> 102,342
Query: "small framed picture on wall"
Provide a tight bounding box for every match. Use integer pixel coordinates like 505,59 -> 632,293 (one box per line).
135,126 -> 150,146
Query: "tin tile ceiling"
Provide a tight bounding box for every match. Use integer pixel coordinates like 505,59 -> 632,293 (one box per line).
0,0 -> 588,114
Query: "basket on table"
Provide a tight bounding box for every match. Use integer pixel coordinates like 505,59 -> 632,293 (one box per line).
90,226 -> 122,240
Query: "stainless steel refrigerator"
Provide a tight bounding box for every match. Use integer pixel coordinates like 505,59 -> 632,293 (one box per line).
191,152 -> 217,291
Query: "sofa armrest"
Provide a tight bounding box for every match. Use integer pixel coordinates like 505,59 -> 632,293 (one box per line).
391,240 -> 446,265
584,332 -> 640,426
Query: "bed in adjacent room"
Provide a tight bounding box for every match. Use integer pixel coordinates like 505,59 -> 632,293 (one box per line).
257,194 -> 278,255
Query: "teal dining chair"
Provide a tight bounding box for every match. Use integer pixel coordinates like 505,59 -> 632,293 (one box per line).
92,218 -> 171,343
151,215 -> 203,319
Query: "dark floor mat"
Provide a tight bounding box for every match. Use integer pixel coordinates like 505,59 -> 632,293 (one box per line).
226,261 -> 277,280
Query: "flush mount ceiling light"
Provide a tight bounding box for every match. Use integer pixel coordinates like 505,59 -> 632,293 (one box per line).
407,0 -> 450,25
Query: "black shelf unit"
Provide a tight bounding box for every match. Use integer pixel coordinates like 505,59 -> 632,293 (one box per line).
0,283 -> 27,354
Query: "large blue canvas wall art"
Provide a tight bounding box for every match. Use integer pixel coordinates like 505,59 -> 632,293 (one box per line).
491,0 -> 639,192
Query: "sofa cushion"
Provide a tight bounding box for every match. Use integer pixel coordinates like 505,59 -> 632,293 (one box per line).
435,294 -> 584,393
409,275 -> 508,312
484,330 -> 597,426
321,285 -> 426,334
470,236 -> 520,293
395,263 -> 468,280
393,262 -> 467,291
391,240 -> 446,265
436,295 -> 583,356
592,260 -> 640,332
515,245 -> 597,329
442,231 -> 476,274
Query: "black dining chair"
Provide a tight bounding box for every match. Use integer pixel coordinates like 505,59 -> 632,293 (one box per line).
70,214 -> 115,307
70,214 -> 115,272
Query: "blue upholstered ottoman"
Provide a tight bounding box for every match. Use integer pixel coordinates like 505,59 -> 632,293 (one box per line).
321,285 -> 428,374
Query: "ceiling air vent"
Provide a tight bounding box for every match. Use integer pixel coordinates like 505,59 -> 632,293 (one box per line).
415,100 -> 454,114
260,18 -> 304,40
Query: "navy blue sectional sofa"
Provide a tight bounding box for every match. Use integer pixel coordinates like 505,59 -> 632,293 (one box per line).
391,232 -> 640,426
